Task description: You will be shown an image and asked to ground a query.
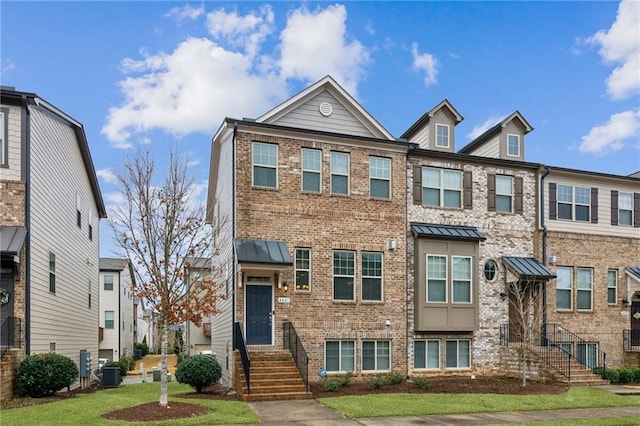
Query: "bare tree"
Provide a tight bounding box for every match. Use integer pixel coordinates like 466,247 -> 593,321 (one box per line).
508,279 -> 544,387
109,146 -> 224,407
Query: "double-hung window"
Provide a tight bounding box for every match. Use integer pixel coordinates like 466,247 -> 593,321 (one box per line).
330,152 -> 349,195
495,175 -> 513,213
445,340 -> 470,369
88,211 -> 93,240
295,248 -> 311,291
426,255 -> 447,302
607,269 -> 618,304
452,256 -> 471,303
105,311 -> 114,329
414,340 -> 440,369
0,108 -> 7,167
435,124 -> 449,148
557,185 -> 590,221
618,192 -> 633,226
333,250 -> 354,301
361,252 -> 382,301
76,194 -> 82,228
104,274 -> 114,291
325,340 -> 354,372
252,142 -> 277,188
556,267 -> 572,310
507,134 -> 520,157
576,268 -> 593,311
49,252 -> 56,293
362,340 -> 390,371
422,167 -> 462,208
301,148 -> 321,192
369,156 -> 391,199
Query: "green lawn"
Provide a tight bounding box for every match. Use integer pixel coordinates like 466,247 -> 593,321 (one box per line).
318,387 -> 640,418
0,382 -> 259,426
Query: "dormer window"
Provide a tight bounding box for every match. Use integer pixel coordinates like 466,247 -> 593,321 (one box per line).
436,124 -> 450,148
507,134 -> 520,157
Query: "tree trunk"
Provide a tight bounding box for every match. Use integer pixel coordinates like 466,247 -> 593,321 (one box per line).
159,319 -> 169,407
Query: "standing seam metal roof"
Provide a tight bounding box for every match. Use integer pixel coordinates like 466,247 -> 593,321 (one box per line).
626,267 -> 640,280
503,257 -> 556,280
410,222 -> 486,241
234,239 -> 293,266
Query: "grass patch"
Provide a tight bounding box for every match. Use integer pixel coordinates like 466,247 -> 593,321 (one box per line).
318,387 -> 640,418
1,382 -> 258,426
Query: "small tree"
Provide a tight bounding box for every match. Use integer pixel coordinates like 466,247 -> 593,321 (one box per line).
508,278 -> 544,386
109,146 -> 225,407
175,355 -> 222,393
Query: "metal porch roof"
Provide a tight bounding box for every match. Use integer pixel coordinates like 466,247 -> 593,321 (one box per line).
410,222 -> 485,241
0,226 -> 27,256
503,257 -> 556,280
234,239 -> 293,266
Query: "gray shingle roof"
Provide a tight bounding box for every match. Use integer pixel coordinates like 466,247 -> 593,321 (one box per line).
626,267 -> 640,280
99,258 -> 128,271
0,226 -> 27,255
234,239 -> 293,266
503,257 -> 556,280
410,222 -> 486,241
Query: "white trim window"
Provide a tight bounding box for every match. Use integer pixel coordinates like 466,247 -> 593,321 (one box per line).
333,250 -> 355,301
607,269 -> 617,304
576,267 -> 593,311
618,192 -> 633,226
426,255 -> 447,302
414,340 -> 440,370
295,248 -> 311,291
105,311 -> 115,329
507,134 -> 520,157
325,340 -> 354,372
436,124 -> 450,148
76,193 -> 82,228
577,342 -> 598,369
445,339 -> 470,369
452,256 -> 472,303
88,210 -> 93,241
556,266 -> 572,310
369,156 -> 391,199
104,274 -> 114,291
495,175 -> 513,213
362,340 -> 390,371
330,152 -> 349,195
557,184 -> 590,221
49,252 -> 56,293
0,108 -> 7,167
301,148 -> 321,193
252,142 -> 278,188
361,252 -> 383,301
422,167 -> 462,208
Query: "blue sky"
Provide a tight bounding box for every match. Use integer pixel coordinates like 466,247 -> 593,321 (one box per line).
2,1 -> 639,255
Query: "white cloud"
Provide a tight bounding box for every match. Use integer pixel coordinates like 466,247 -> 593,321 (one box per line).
206,5 -> 274,58
466,114 -> 507,141
164,4 -> 204,24
587,0 -> 640,100
1,59 -> 15,76
96,168 -> 118,184
579,110 -> 640,155
278,4 -> 369,95
411,43 -> 438,87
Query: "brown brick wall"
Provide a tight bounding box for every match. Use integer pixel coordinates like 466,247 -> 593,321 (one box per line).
0,180 -> 25,226
544,230 -> 640,367
235,131 -> 408,381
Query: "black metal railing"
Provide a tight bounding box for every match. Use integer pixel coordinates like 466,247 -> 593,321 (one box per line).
623,329 -> 640,351
283,321 -> 309,392
233,322 -> 251,394
0,316 -> 21,348
500,323 -> 607,380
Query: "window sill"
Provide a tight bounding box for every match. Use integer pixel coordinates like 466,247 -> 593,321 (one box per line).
330,193 -> 349,197
252,185 -> 278,191
332,300 -> 356,304
361,300 -> 384,304
301,190 -> 322,195
369,197 -> 392,202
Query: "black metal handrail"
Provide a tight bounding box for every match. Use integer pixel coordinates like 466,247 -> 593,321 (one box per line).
233,322 -> 251,394
622,329 -> 640,351
0,316 -> 21,348
283,320 -> 309,392
544,323 -> 606,376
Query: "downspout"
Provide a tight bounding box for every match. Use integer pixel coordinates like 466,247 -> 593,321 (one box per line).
231,122 -> 237,349
540,165 -> 551,341
118,270 -> 122,360
22,95 -> 31,355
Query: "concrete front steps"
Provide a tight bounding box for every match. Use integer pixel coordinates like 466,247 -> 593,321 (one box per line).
529,346 -> 610,386
235,350 -> 312,401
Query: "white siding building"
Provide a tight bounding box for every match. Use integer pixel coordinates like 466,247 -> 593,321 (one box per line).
99,258 -> 135,361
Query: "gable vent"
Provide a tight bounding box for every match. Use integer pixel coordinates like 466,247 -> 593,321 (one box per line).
319,102 -> 333,117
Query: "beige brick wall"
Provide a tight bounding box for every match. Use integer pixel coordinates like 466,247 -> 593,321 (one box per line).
235,131 -> 408,381
0,180 -> 25,226
544,230 -> 640,368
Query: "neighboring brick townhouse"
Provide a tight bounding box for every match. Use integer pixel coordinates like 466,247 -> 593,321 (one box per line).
206,76 -> 639,399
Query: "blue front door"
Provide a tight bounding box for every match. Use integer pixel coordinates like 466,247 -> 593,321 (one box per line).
246,285 -> 272,345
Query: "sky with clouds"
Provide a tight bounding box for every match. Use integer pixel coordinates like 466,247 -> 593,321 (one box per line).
2,1 -> 639,255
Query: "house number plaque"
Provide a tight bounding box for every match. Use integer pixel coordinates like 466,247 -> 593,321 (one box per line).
277,297 -> 290,303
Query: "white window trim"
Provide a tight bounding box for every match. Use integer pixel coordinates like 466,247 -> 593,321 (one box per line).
618,192 -> 633,226
333,250 -> 355,302
414,340 -> 441,371
362,340 -> 391,372
252,142 -> 278,189
0,109 -> 7,167
435,123 -> 450,148
495,175 -> 514,213
451,255 -> 473,304
507,134 -> 520,157
607,269 -> 618,305
426,254 -> 448,303
558,185 -> 590,222
422,167 -> 463,209
301,148 -> 321,193
369,156 -> 391,199
576,267 -> 593,312
295,248 -> 311,292
361,251 -> 383,302
330,152 -> 350,195
445,339 -> 471,370
49,252 -> 56,293
325,340 -> 355,373
556,266 -> 573,311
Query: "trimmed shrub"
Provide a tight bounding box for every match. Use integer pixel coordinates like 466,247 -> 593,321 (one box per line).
17,353 -> 78,398
175,354 -> 222,393
322,372 -> 352,392
412,376 -> 432,390
366,375 -> 387,389
618,368 -> 635,384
